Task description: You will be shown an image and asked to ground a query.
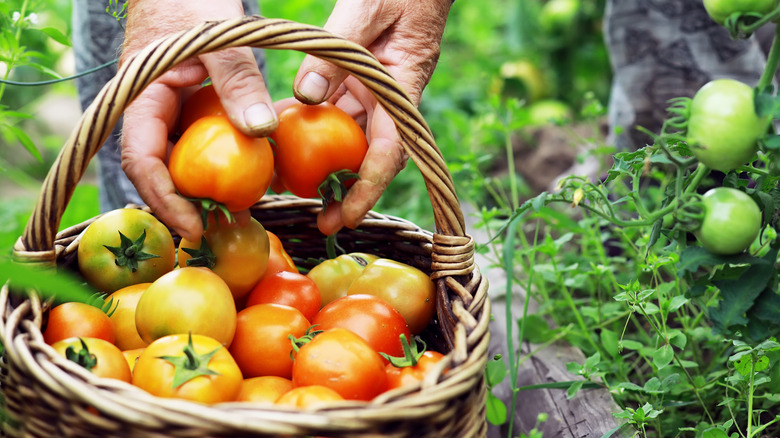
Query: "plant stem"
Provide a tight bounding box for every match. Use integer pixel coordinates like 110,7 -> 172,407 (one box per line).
757,18 -> 780,91
746,356 -> 755,438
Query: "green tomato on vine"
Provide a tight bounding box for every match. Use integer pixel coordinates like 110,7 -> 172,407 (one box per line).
703,0 -> 779,25
686,79 -> 770,172
693,187 -> 762,255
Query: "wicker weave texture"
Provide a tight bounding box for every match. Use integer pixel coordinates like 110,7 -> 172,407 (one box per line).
3,17 -> 490,437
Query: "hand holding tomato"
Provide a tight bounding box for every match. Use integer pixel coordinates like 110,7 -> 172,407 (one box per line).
288,0 -> 453,235
120,0 -> 277,242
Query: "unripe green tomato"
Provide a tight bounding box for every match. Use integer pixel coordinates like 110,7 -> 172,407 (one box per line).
694,187 -> 762,255
527,99 -> 573,126
703,0 -> 778,24
686,79 -> 769,172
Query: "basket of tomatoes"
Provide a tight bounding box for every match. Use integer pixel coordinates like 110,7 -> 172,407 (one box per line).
1,16 -> 490,438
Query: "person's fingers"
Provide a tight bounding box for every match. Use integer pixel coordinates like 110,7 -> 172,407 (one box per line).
340,106 -> 407,230
293,0 -> 402,104
200,48 -> 278,138
317,201 -> 345,236
121,84 -> 204,241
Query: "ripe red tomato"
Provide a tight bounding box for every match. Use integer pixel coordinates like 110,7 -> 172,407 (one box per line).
44,302 -> 115,345
132,334 -> 242,404
270,102 -> 368,199
77,208 -> 175,293
246,271 -> 321,321
134,267 -> 237,346
312,294 -> 411,360
275,385 -> 344,408
179,84 -> 225,133
306,253 -> 378,308
51,337 -> 132,383
292,328 -> 387,401
168,115 -> 274,213
178,217 -> 270,301
347,259 -> 436,334
236,376 -> 294,404
106,283 -> 149,351
229,303 -> 311,379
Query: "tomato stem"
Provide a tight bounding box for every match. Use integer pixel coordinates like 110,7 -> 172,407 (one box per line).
381,335 -> 426,368
758,22 -> 780,92
103,229 -> 160,273
317,169 -> 360,211
157,333 -> 221,388
181,237 -> 217,269
64,338 -> 98,371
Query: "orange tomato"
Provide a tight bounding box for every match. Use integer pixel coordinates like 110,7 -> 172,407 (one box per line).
246,271 -> 321,321
106,283 -> 149,350
275,385 -> 344,409
44,302 -> 115,345
179,84 -> 225,133
264,230 -> 298,277
122,347 -> 146,373
229,304 -> 310,379
168,115 -> 274,212
51,337 -> 132,383
236,376 -> 294,404
132,334 -> 242,404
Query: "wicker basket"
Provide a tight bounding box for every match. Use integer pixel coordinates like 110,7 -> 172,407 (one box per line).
2,16 -> 490,437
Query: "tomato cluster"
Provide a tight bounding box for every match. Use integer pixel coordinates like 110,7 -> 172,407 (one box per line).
59,206 -> 442,406
167,85 -> 369,224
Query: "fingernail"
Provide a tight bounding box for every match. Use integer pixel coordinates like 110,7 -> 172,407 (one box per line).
244,103 -> 276,131
296,72 -> 329,103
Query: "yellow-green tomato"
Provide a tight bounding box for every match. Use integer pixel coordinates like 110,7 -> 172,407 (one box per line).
686,79 -> 770,172
306,253 -> 379,307
135,267 -> 237,346
346,258 -> 436,334
694,187 -> 762,255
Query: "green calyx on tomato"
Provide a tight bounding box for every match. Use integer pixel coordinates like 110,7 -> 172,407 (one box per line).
157,333 -> 221,389
694,187 -> 763,255
686,79 -> 770,172
64,338 -> 98,371
318,169 -> 361,210
180,237 -> 217,269
381,334 -> 426,368
288,325 -> 323,356
103,229 -> 161,273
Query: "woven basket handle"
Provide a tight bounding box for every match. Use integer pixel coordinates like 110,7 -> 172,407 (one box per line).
19,17 -> 466,257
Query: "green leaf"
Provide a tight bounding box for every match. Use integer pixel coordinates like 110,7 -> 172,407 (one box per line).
485,392 -> 507,426
600,328 -> 619,358
517,314 -> 554,344
667,295 -> 688,313
37,27 -> 71,47
485,355 -> 508,387
620,340 -> 644,351
643,377 -> 662,393
567,380 -> 584,399
0,258 -> 95,304
653,344 -> 674,370
710,255 -> 775,333
4,124 -> 41,161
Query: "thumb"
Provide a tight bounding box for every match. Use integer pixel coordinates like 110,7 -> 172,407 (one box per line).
293,0 -> 402,104
200,47 -> 278,137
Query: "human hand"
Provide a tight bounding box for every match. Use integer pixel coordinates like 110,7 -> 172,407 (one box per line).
292,0 -> 452,235
119,0 -> 275,242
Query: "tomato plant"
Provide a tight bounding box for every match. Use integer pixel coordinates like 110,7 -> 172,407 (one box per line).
703,0 -> 778,24
168,115 -> 274,217
178,217 -> 270,301
178,84 -> 225,133
245,271 -> 321,321
132,333 -> 242,404
291,328 -> 387,401
236,376 -> 294,404
77,208 -> 175,293
306,252 -> 378,307
44,302 -> 115,345
106,283 -> 149,351
51,337 -> 132,383
312,294 -> 411,360
347,259 -> 436,334
686,79 -> 770,172
228,303 -> 310,378
275,385 -> 344,408
270,102 -> 368,200
134,267 -> 237,346
694,187 -> 762,255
